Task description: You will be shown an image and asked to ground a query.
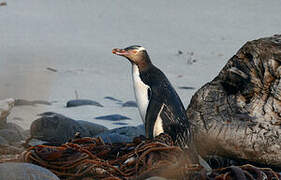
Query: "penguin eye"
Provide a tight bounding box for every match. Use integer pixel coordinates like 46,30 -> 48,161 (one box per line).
147,88 -> 152,100
132,50 -> 137,54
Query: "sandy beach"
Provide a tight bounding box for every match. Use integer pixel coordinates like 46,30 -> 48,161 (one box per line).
1,0 -> 281,130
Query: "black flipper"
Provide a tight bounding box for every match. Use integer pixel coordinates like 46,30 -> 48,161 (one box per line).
145,96 -> 162,138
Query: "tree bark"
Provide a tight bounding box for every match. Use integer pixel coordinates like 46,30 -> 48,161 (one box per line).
186,34 -> 281,168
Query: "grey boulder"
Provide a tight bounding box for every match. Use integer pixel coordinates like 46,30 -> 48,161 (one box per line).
77,120 -> 108,136
96,124 -> 145,143
0,162 -> 59,180
31,112 -> 88,144
31,112 -> 109,144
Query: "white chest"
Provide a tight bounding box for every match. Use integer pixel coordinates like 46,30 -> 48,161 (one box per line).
132,64 -> 150,123
153,104 -> 164,137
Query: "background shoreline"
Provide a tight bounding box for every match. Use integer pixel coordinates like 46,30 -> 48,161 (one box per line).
1,0 -> 281,130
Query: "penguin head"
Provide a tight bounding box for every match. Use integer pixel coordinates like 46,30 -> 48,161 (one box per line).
112,45 -> 151,69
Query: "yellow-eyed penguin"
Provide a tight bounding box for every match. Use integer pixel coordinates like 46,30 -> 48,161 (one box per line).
112,45 -> 191,148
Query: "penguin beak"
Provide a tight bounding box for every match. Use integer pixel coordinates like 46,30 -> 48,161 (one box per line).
112,48 -> 129,56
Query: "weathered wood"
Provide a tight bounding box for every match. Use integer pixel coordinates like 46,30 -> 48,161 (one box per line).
186,34 -> 281,168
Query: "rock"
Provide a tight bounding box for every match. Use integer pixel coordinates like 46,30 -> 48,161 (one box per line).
46,67 -> 58,72
122,100 -> 138,107
77,120 -> 108,136
0,98 -> 15,127
66,99 -> 103,107
0,2 -> 7,7
96,125 -> 145,143
178,86 -> 195,90
31,112 -> 89,144
177,50 -> 183,55
112,122 -> 128,125
186,35 -> 281,168
104,96 -> 122,102
0,162 -> 59,180
95,114 -> 131,121
15,99 -> 52,106
0,129 -> 23,143
0,136 -> 8,146
96,132 -> 131,143
37,112 -> 57,116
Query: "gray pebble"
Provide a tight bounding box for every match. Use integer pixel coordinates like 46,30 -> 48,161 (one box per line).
178,86 -> 195,90
104,96 -> 122,102
66,99 -> 103,107
112,122 -> 128,125
95,114 -> 131,121
122,100 -> 138,108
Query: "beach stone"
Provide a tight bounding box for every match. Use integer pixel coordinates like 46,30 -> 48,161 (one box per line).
14,99 -> 52,106
0,162 -> 59,180
104,96 -> 122,102
97,132 -> 131,143
0,129 -> 23,143
0,98 -> 15,127
66,99 -> 103,107
96,125 -> 145,143
77,120 -> 108,136
178,86 -> 195,90
122,100 -> 138,107
115,125 -> 145,139
95,114 -> 131,121
112,122 -> 128,125
31,112 -> 89,144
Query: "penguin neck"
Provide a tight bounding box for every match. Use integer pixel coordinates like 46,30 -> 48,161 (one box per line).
131,64 -> 150,123
135,53 -> 152,72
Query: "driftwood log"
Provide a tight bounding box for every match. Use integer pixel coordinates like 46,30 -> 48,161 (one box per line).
186,34 -> 281,169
